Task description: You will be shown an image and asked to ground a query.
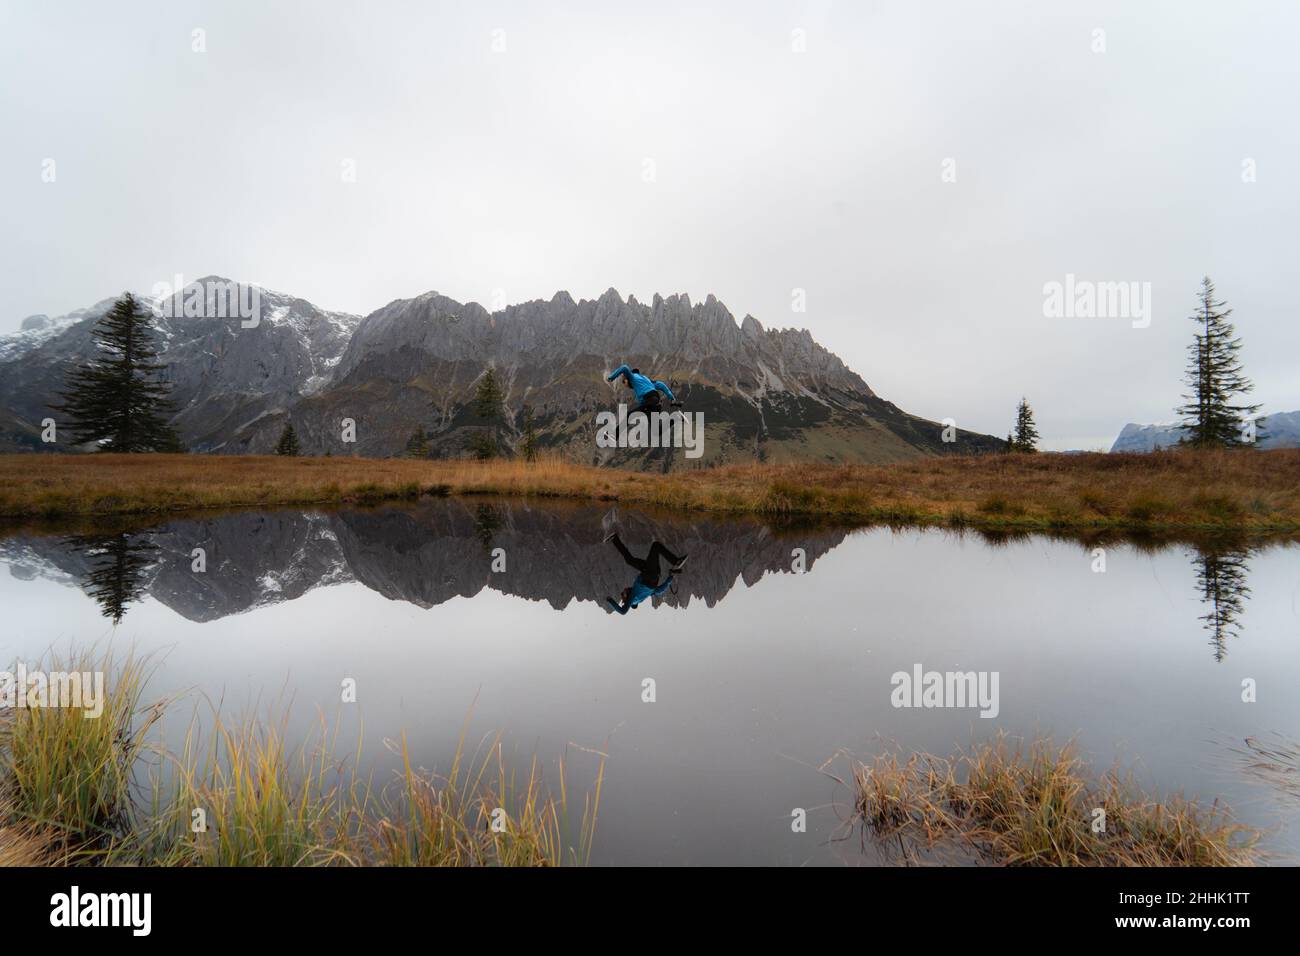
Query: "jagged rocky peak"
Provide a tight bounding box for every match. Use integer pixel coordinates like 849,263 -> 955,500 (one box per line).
1,276 -> 1006,462
342,285 -> 811,365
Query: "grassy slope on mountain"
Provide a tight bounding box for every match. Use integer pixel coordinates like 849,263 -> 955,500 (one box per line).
236,378 -> 997,465
1,448 -> 1297,532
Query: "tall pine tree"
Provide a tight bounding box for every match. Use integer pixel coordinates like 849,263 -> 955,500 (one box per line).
1176,277 -> 1262,447
520,405 -> 539,463
1012,397 -> 1039,452
50,292 -> 178,452
474,367 -> 504,419
404,426 -> 430,458
470,367 -> 505,459
276,423 -> 301,456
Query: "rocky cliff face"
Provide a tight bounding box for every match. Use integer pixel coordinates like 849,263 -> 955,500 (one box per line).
1109,422 -> 1185,453
0,278 -> 359,453
0,501 -> 847,622
1,277 -> 1002,464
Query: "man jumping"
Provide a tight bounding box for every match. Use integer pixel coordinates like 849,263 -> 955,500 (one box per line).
604,531 -> 688,615
606,364 -> 681,416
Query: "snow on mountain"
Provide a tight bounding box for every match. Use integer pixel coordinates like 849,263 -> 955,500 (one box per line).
1,278 -> 1002,464
0,278 -> 360,452
1110,411 -> 1300,451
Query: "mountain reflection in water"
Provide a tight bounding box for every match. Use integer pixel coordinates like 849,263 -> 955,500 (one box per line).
0,503 -> 1277,665
1,501 -> 1297,864
1,501 -> 843,623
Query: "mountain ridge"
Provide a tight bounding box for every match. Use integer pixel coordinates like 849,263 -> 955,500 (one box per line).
1110,411 -> 1300,452
0,276 -> 1004,465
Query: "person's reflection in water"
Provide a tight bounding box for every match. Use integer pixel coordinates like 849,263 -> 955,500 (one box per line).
1191,544 -> 1252,662
604,531 -> 688,614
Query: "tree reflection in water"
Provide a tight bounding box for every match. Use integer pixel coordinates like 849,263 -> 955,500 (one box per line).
1190,543 -> 1252,663
65,532 -> 158,624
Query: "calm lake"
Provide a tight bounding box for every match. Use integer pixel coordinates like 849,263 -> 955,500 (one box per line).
2,499 -> 1298,865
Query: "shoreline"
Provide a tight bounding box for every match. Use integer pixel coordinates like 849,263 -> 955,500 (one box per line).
1,449 -> 1298,534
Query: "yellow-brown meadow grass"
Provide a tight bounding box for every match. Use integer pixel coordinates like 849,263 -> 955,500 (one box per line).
0,652 -> 601,867
1,447 -> 1298,532
854,736 -> 1260,866
0,650 -> 161,860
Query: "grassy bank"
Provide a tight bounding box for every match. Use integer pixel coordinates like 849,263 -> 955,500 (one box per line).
2,654 -> 1268,867
854,738 -> 1259,866
0,653 -> 602,867
1,448 -> 1298,532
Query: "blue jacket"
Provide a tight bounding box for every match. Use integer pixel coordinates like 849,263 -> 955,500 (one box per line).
607,365 -> 675,404
606,574 -> 674,614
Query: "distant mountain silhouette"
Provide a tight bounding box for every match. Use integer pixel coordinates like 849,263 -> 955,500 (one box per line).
1110,410 -> 1300,452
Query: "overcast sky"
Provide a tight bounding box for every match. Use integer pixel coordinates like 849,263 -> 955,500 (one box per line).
2,1 -> 1296,449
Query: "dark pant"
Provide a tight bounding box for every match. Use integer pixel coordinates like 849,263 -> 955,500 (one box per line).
610,535 -> 682,586
634,390 -> 662,416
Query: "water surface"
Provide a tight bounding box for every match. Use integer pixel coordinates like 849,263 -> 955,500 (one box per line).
2,500 -> 1297,864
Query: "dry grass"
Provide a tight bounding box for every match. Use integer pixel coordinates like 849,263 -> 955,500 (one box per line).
1232,734 -> 1300,806
1,447 -> 1298,531
854,737 -> 1259,866
0,800 -> 59,865
0,651 -> 161,859
374,728 -> 602,867
1,648 -> 1268,867
0,652 -> 602,868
